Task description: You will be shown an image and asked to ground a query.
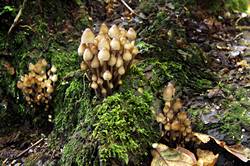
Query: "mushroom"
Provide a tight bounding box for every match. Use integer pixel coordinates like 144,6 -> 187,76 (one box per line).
78,24 -> 139,97
81,28 -> 95,44
17,59 -> 57,110
126,28 -> 137,41
99,23 -> 109,34
108,24 -> 120,39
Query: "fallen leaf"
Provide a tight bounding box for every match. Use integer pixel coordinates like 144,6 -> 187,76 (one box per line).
225,144 -> 250,162
197,149 -> 219,166
193,132 -> 211,143
151,143 -> 197,166
194,132 -> 250,162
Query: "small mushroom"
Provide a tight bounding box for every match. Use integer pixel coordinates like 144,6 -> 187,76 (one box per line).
126,28 -> 136,40
81,28 -> 95,44
108,24 -> 120,39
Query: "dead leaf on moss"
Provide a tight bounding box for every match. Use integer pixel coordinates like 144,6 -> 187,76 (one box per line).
225,144 -> 250,162
151,143 -> 197,166
194,132 -> 250,162
193,132 -> 211,143
197,149 -> 219,166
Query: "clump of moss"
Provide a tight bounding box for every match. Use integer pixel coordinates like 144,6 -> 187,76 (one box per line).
61,89 -> 160,165
187,85 -> 250,142
52,74 -> 92,139
138,10 -> 214,92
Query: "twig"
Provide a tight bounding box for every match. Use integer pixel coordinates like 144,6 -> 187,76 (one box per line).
8,0 -> 28,35
2,158 -> 8,165
119,0 -> 146,19
236,26 -> 250,30
15,138 -> 44,158
119,0 -> 135,14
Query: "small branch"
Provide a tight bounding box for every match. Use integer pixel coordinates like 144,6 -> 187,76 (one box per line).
16,138 -> 44,158
8,0 -> 28,35
119,0 -> 135,15
119,0 -> 146,19
236,26 -> 250,31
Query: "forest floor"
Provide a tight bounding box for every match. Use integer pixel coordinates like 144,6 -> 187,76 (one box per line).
0,1 -> 250,165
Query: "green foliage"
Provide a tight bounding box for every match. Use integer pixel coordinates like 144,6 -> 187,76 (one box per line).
139,9 -> 214,92
139,0 -> 165,14
185,0 -> 248,12
220,87 -> 250,141
92,91 -> 158,164
61,90 -> 160,165
50,50 -> 79,77
0,5 -> 16,16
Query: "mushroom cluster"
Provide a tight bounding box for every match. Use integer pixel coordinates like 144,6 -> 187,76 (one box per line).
17,59 -> 57,110
156,83 -> 197,144
78,23 -> 139,97
105,0 -> 117,15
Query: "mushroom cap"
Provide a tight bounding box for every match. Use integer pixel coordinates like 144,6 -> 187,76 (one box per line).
108,54 -> 117,66
103,70 -> 112,81
91,82 -> 98,89
110,38 -> 121,50
51,75 -> 58,82
98,37 -> 110,50
91,56 -> 100,68
83,48 -> 93,61
109,83 -> 114,89
171,120 -> 181,131
41,59 -> 48,66
98,48 -> 110,61
119,27 -> 127,37
101,88 -> 107,94
123,50 -> 132,61
81,28 -> 95,44
99,23 -> 109,34
80,61 -> 88,70
118,66 -> 125,75
91,74 -> 97,82
97,77 -> 104,85
163,82 -> 175,101
115,56 -> 123,68
28,63 -> 35,71
124,42 -> 133,50
120,36 -> 127,45
132,47 -> 139,55
108,24 -> 120,39
50,65 -> 57,73
177,111 -> 187,121
47,86 -> 54,94
126,28 -> 136,40
90,45 -> 98,55
78,44 -> 85,56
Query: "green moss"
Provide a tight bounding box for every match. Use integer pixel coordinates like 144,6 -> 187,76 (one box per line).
61,89 -> 160,165
53,74 -> 92,138
138,10 -> 215,92
187,108 -> 207,131
220,87 -> 250,141
188,86 -> 250,142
